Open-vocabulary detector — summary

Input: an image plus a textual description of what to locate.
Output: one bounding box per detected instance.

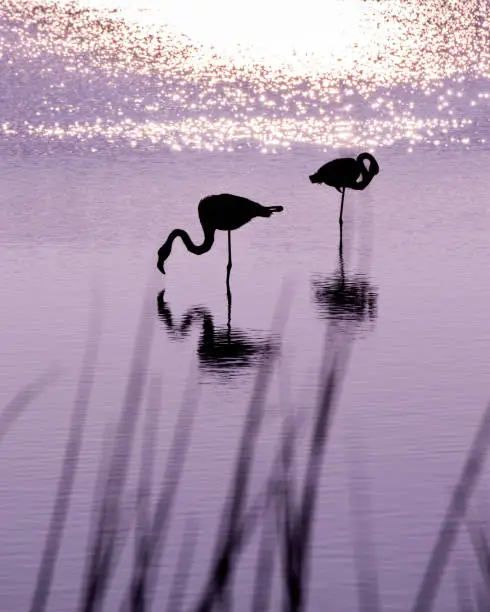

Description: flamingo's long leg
[226,230,233,279]
[339,187,346,226]
[226,231,232,329]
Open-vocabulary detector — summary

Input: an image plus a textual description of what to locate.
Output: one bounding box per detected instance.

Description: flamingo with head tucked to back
[156,193,283,294]
[309,152,380,226]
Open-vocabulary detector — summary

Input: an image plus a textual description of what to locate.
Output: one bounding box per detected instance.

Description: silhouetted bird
[156,195,283,285]
[309,153,379,225]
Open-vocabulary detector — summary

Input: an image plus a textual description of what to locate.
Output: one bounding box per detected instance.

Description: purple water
[1,1,490,610]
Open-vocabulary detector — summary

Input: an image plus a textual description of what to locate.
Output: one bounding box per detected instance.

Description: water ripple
[1,0,490,153]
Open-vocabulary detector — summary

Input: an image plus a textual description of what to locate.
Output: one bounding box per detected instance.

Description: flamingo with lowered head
[156,194,283,289]
[309,152,380,225]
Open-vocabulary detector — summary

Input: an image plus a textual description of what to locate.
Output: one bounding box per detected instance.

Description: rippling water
[2,1,490,611]
[2,0,490,152]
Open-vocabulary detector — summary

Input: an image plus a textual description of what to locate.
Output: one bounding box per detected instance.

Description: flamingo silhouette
[309,152,379,225]
[156,194,283,296]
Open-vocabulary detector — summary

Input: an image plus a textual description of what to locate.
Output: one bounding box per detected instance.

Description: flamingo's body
[156,193,283,276]
[309,152,379,225]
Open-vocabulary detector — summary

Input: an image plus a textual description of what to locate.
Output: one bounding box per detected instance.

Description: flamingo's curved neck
[200,313,215,343]
[157,295,214,340]
[165,225,215,256]
[352,153,378,190]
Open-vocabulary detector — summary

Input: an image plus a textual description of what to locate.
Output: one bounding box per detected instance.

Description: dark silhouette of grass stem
[166,517,199,612]
[126,363,200,610]
[79,290,156,612]
[194,284,292,612]
[124,375,162,612]
[455,565,474,612]
[252,482,278,611]
[412,404,490,612]
[30,293,102,612]
[347,436,382,612]
[280,323,352,612]
[0,365,60,443]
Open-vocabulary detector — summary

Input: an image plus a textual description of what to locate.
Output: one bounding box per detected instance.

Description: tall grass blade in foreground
[0,365,60,443]
[124,375,161,612]
[79,290,155,612]
[251,481,279,612]
[249,414,303,611]
[347,436,382,612]
[462,518,490,608]
[194,283,292,612]
[280,323,352,612]
[30,292,102,612]
[412,404,490,612]
[166,517,199,612]
[126,363,200,610]
[455,564,474,612]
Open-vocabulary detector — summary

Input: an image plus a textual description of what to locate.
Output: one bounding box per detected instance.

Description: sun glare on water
[1,0,489,152]
[36,0,410,77]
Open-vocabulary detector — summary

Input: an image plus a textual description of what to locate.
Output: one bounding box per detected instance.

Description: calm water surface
[1,0,490,610]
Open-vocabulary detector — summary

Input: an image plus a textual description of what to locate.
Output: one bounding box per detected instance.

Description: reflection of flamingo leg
[226,230,232,331]
[338,234,345,287]
[227,295,232,334]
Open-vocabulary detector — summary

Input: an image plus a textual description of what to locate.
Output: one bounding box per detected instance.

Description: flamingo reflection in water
[156,291,277,378]
[311,234,378,326]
